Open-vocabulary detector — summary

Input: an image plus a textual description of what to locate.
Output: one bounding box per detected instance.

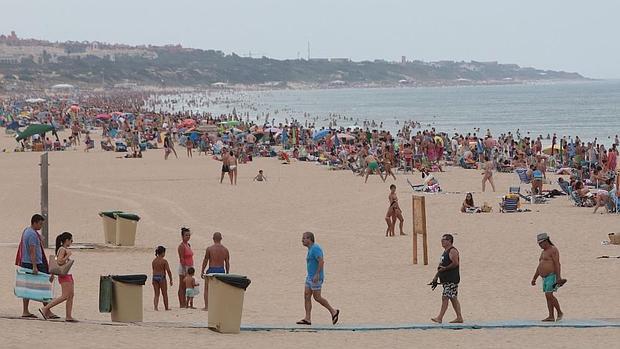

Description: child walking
[183,267,200,309]
[152,246,173,311]
[39,232,77,322]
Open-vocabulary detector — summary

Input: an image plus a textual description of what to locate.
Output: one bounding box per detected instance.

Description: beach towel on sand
[14,267,53,302]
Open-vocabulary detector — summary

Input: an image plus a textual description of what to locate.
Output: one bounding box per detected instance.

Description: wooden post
[40,152,49,248]
[412,195,428,265]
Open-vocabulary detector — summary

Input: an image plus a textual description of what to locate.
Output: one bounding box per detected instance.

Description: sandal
[296,319,311,325]
[332,309,340,325]
[38,309,48,320]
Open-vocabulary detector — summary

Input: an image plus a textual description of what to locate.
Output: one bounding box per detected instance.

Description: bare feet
[541,317,555,322]
[431,317,442,324]
[202,307,208,311]
[556,312,563,321]
[449,318,464,323]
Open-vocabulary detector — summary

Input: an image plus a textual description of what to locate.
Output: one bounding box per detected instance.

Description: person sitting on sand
[253,169,267,182]
[461,193,478,213]
[531,233,566,322]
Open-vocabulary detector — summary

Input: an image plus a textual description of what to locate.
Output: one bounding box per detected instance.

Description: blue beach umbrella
[313,129,330,141]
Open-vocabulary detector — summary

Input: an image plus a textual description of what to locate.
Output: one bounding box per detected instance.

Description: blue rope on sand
[239,319,620,332]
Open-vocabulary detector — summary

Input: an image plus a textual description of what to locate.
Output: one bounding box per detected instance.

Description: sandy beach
[1,130,619,348]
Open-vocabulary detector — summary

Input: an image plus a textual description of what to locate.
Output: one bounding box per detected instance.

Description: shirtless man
[364,154,385,183]
[219,148,230,184]
[385,184,405,237]
[481,155,496,192]
[531,233,566,322]
[201,232,230,310]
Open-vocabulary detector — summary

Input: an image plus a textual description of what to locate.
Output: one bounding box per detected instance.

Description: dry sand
[1,131,619,348]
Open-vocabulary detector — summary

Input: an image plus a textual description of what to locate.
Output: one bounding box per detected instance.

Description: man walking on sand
[531,233,567,322]
[201,232,230,310]
[430,233,463,324]
[296,232,339,326]
[15,214,58,319]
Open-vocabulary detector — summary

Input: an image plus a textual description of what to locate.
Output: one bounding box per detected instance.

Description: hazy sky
[3,0,620,78]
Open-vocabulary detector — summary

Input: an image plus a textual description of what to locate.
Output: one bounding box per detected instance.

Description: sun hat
[537,232,549,243]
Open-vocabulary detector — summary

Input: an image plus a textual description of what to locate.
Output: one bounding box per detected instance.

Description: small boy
[183,267,200,309]
[253,169,268,182]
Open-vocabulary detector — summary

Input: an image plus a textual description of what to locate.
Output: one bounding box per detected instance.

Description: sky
[2,0,620,78]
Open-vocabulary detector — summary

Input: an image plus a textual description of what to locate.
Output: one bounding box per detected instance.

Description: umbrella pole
[40,152,49,248]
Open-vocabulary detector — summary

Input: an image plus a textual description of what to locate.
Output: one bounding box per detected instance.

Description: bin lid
[111,274,147,285]
[212,274,251,290]
[114,213,141,221]
[99,211,123,219]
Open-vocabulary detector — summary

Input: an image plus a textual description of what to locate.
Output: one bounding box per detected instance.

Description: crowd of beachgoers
[1,91,619,214]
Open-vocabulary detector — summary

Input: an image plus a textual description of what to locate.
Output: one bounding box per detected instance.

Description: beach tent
[16,124,55,141]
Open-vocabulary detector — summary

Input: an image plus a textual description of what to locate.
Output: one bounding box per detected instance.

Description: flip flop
[38,309,48,320]
[48,314,61,320]
[65,319,79,323]
[553,279,568,288]
[332,309,340,325]
[21,313,37,319]
[295,319,311,325]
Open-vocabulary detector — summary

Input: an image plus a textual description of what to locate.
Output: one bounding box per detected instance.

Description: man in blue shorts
[296,231,339,326]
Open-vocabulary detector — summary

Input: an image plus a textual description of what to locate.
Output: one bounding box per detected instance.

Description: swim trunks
[368,161,379,171]
[442,282,459,298]
[542,273,557,293]
[305,277,324,291]
[206,266,226,274]
[185,287,200,298]
[222,164,230,173]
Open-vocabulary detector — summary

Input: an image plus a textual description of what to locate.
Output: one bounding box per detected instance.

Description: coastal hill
[0,32,586,89]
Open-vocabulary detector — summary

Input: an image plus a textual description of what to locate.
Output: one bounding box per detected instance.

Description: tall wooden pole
[40,152,49,248]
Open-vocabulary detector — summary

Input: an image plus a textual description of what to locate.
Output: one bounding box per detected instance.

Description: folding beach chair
[499,196,519,213]
[515,168,530,184]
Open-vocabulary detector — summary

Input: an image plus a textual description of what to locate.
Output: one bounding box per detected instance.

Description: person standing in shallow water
[531,233,566,322]
[431,234,463,324]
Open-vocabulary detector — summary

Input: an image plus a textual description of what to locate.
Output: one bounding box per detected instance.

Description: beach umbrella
[337,133,355,141]
[16,124,55,141]
[218,120,240,126]
[96,114,111,120]
[6,121,20,131]
[313,129,330,141]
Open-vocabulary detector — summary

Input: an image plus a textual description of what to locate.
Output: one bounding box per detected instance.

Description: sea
[152,80,620,144]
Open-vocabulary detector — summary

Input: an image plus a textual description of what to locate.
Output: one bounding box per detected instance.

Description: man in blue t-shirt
[17,214,56,319]
[296,232,339,326]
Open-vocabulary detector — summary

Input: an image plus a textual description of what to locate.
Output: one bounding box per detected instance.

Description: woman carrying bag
[39,232,77,322]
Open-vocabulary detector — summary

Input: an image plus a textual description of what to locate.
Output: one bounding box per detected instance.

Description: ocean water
[158,80,620,143]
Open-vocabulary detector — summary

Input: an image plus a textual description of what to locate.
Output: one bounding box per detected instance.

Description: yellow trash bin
[207,274,251,333]
[114,213,140,246]
[99,211,122,244]
[110,275,147,322]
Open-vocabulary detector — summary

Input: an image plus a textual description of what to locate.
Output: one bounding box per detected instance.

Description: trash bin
[114,213,140,246]
[110,274,147,322]
[99,211,123,244]
[99,275,113,313]
[207,274,251,333]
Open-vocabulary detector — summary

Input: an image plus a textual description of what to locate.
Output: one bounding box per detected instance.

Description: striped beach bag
[14,267,54,302]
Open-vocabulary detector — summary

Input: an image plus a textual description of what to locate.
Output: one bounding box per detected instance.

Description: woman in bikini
[481,155,496,192]
[227,150,238,185]
[382,145,397,181]
[39,232,77,322]
[177,228,194,308]
[385,184,405,237]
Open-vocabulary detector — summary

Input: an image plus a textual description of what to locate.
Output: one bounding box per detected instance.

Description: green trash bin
[99,211,123,244]
[114,213,140,246]
[99,275,113,313]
